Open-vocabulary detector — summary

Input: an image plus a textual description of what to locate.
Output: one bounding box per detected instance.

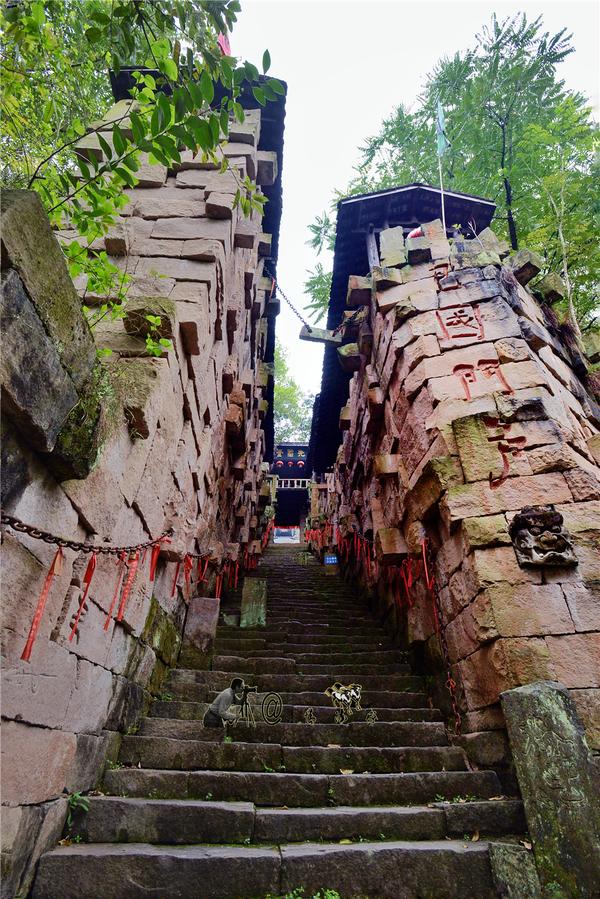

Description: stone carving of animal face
[509,505,577,568]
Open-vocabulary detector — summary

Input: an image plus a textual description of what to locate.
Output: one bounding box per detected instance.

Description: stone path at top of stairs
[32,544,525,899]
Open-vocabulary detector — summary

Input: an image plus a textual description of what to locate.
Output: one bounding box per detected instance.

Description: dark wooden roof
[310,183,496,474]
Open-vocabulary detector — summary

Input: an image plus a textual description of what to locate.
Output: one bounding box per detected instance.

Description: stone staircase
[32,544,525,898]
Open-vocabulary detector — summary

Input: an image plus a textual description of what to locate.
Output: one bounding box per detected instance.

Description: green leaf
[85,25,102,43]
[252,87,266,107]
[267,78,285,96]
[262,49,271,73]
[162,57,179,81]
[97,133,113,159]
[112,124,126,156]
[130,112,146,145]
[209,114,220,144]
[189,118,212,151]
[200,70,215,104]
[114,166,136,187]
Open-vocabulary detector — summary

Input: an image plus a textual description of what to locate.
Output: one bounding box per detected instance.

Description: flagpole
[438,153,447,235]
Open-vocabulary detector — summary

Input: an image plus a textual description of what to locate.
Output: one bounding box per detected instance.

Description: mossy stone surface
[1,190,95,389]
[502,681,600,897]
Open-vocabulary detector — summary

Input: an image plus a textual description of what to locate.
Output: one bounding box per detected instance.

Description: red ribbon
[21,547,64,662]
[183,554,193,600]
[149,537,169,582]
[104,552,126,631]
[116,550,140,621]
[68,552,97,641]
[170,560,181,598]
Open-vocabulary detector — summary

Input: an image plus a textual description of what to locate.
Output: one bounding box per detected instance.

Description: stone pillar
[241,578,267,627]
[501,681,600,897]
[179,597,220,669]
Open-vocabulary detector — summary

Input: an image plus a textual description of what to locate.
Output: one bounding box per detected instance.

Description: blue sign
[324,555,338,565]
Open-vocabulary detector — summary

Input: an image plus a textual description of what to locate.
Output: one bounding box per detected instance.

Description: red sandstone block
[442,472,572,523]
[484,582,574,638]
[545,633,600,688]
[571,688,600,749]
[1,721,77,805]
[564,468,600,501]
[562,584,600,632]
[458,637,556,710]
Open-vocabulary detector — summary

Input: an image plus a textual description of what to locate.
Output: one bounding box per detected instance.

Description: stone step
[216,625,388,639]
[214,642,401,657]
[163,687,432,708]
[31,840,497,899]
[104,768,503,807]
[150,701,441,723]
[118,736,466,774]
[167,670,424,694]
[139,718,448,747]
[255,801,525,843]
[210,655,410,675]
[215,629,389,646]
[71,796,525,845]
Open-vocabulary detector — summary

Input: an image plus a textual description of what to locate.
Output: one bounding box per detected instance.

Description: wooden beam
[299,325,342,346]
[366,226,380,270]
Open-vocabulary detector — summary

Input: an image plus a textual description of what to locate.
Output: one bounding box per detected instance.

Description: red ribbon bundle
[68,552,97,641]
[21,547,64,662]
[116,550,140,621]
[104,552,127,631]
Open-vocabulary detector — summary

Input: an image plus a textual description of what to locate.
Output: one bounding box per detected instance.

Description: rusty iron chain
[1,512,172,557]
[263,267,313,333]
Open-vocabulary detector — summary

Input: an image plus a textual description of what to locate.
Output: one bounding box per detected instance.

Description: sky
[233,0,599,396]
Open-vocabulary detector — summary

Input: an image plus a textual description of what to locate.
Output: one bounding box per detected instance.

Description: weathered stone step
[167,670,424,694]
[150,700,441,723]
[255,800,525,843]
[216,629,389,646]
[118,737,466,774]
[104,768,503,807]
[216,624,388,638]
[73,796,524,845]
[31,840,497,899]
[278,840,496,898]
[164,687,431,708]
[210,655,410,675]
[214,642,401,658]
[139,718,448,747]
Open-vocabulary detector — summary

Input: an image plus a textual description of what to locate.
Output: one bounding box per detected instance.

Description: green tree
[306,14,599,331]
[274,342,314,443]
[1,0,283,350]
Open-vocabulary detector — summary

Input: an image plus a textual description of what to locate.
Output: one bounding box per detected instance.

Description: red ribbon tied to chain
[68,552,97,641]
[21,547,65,662]
[104,552,127,631]
[116,550,140,621]
[183,554,193,600]
[149,536,170,582]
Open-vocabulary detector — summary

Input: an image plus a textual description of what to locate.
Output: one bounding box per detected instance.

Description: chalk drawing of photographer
[203,677,245,728]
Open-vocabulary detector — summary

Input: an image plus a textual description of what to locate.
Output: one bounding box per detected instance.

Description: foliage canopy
[305,14,599,333]
[1,0,282,353]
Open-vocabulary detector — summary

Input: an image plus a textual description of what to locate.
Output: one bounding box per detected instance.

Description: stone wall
[1,103,279,897]
[309,221,600,756]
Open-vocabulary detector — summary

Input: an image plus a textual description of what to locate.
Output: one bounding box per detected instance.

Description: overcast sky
[233,0,599,396]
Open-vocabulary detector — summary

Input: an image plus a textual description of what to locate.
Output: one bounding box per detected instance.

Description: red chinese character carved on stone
[482,415,527,489]
[436,305,485,342]
[453,359,514,401]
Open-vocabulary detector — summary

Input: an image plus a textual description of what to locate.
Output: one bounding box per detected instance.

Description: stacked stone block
[1,104,278,896]
[318,219,600,751]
